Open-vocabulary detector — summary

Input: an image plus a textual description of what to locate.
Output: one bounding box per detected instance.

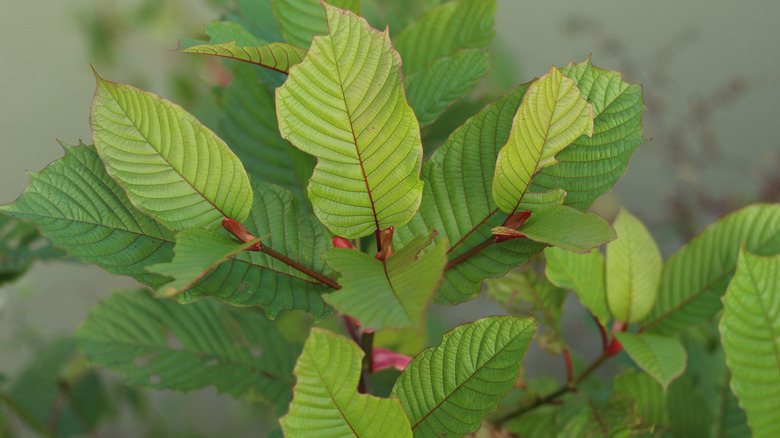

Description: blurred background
[1,0,778,436]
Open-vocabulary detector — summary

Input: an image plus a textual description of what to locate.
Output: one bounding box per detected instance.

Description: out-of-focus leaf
[272,0,360,49]
[544,246,610,326]
[0,214,65,286]
[614,332,687,392]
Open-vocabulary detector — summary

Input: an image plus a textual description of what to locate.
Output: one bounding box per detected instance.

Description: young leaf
[532,58,648,211]
[218,63,315,207]
[643,204,780,334]
[272,0,360,49]
[394,82,545,304]
[74,289,300,415]
[146,229,263,297]
[607,209,661,323]
[175,181,332,319]
[393,316,537,437]
[323,233,447,330]
[486,268,567,355]
[614,332,687,392]
[280,328,412,437]
[492,66,594,214]
[276,4,424,239]
[0,142,174,287]
[181,40,305,74]
[544,246,610,326]
[514,205,615,252]
[719,248,780,438]
[393,0,496,75]
[405,48,491,127]
[90,73,252,231]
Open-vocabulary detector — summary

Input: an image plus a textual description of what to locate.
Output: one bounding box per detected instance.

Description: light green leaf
[394,0,496,75]
[280,328,412,437]
[272,0,360,49]
[276,4,424,238]
[486,268,567,355]
[0,213,65,287]
[492,66,594,214]
[74,289,300,415]
[607,209,661,323]
[514,205,615,252]
[395,83,545,304]
[544,246,610,326]
[90,73,252,231]
[147,229,263,297]
[176,181,331,319]
[719,249,780,438]
[643,204,780,334]
[323,233,447,330]
[615,332,686,392]
[406,48,491,127]
[393,316,536,437]
[218,63,314,208]
[0,142,174,287]
[181,40,305,74]
[532,58,648,211]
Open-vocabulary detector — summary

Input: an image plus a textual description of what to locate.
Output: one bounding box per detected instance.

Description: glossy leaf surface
[516,205,614,252]
[277,4,424,238]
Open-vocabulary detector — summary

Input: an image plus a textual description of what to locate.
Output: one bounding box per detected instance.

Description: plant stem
[444,237,494,271]
[257,243,341,290]
[359,331,375,394]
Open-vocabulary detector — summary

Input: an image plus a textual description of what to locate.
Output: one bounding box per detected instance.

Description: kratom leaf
[531,58,648,211]
[272,0,360,49]
[719,249,780,438]
[280,328,412,437]
[74,289,300,415]
[90,73,252,231]
[614,332,687,392]
[405,48,491,127]
[666,376,715,438]
[0,142,174,287]
[607,209,661,323]
[276,4,424,239]
[323,233,447,330]
[218,63,314,207]
[394,83,545,304]
[514,205,615,252]
[611,369,667,427]
[179,20,264,49]
[229,0,284,43]
[393,316,536,437]
[182,41,305,74]
[147,229,263,296]
[643,204,780,334]
[544,246,610,326]
[393,0,496,75]
[492,66,594,214]
[556,393,638,437]
[486,268,567,355]
[0,213,65,286]
[176,181,332,319]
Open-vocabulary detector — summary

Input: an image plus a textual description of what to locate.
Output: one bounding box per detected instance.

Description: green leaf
[615,332,687,391]
[0,213,65,286]
[176,181,332,319]
[515,205,615,252]
[544,246,610,326]
[557,393,638,437]
[91,73,253,231]
[531,58,648,211]
[644,204,780,334]
[393,316,536,437]
[182,41,305,74]
[666,375,715,438]
[179,20,265,49]
[323,233,447,330]
[492,66,594,214]
[486,268,567,355]
[611,369,667,427]
[0,142,174,287]
[272,0,360,49]
[719,248,780,438]
[405,48,491,127]
[146,229,263,297]
[393,0,496,75]
[607,209,661,323]
[276,4,424,239]
[218,63,314,207]
[74,289,300,415]
[280,328,412,437]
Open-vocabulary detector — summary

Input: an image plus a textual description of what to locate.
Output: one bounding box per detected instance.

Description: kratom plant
[2,0,779,436]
